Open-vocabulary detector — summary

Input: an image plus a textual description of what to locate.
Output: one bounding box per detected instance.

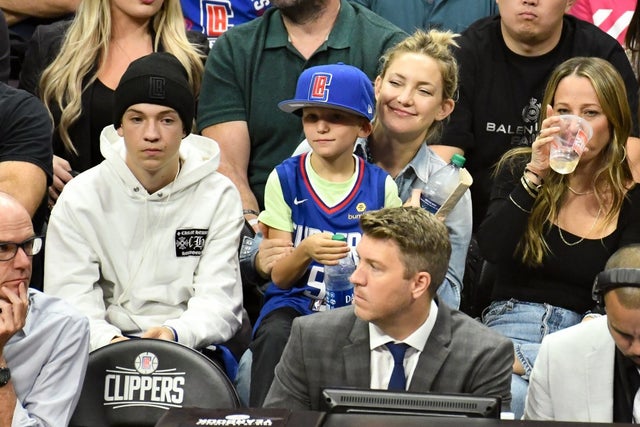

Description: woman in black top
[478,56,640,417]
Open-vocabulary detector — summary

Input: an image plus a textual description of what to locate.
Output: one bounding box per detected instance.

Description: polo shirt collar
[328,0,355,49]
[265,8,289,49]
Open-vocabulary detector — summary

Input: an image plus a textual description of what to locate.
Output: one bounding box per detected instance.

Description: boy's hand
[110,336,129,344]
[301,232,350,265]
[142,326,176,342]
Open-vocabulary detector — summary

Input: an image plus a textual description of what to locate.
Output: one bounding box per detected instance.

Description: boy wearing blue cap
[249,63,402,406]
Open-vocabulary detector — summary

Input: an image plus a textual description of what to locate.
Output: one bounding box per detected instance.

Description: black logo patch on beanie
[149,77,166,100]
[114,53,195,132]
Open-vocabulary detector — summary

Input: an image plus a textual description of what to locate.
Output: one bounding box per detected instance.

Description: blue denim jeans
[481,299,582,418]
[437,279,461,310]
[235,349,252,407]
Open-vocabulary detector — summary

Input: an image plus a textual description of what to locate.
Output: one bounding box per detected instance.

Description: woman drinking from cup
[547,114,593,174]
[477,56,640,418]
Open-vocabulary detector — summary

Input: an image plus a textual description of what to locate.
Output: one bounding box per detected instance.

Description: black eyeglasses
[0,236,43,261]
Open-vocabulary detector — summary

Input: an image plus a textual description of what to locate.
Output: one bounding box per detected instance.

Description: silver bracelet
[509,194,532,213]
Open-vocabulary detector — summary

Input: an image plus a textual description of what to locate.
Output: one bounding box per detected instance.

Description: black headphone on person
[592,268,640,307]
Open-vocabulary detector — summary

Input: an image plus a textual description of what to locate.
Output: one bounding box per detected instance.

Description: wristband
[520,176,539,198]
[524,167,543,183]
[163,325,178,342]
[522,173,542,192]
[243,209,260,217]
[525,163,545,179]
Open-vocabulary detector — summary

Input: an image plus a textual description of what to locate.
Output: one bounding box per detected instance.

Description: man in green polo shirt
[197,0,406,225]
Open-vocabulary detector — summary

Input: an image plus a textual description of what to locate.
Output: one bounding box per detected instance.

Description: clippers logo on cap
[309,73,332,102]
[149,76,166,100]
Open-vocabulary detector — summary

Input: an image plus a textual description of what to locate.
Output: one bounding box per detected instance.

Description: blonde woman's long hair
[39,0,205,155]
[497,57,634,266]
[375,29,459,143]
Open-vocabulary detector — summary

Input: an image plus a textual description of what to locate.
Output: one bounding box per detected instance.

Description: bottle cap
[331,234,347,242]
[451,153,466,167]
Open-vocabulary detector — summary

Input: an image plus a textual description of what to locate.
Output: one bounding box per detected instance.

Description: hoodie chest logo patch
[175,229,208,257]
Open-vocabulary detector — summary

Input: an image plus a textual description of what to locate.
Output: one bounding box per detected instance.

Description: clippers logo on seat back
[136,352,158,375]
[103,352,186,409]
[309,73,332,102]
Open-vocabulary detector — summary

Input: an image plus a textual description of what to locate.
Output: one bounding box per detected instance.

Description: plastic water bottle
[324,234,355,310]
[418,153,466,214]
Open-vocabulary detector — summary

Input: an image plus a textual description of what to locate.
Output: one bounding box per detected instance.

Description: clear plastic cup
[549,115,593,174]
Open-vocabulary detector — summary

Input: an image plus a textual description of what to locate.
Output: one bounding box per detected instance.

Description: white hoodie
[45,126,244,351]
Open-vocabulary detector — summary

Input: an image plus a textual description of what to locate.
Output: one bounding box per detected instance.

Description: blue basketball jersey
[180,0,271,47]
[254,153,389,332]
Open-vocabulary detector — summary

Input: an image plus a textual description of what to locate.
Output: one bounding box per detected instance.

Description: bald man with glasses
[0,192,89,427]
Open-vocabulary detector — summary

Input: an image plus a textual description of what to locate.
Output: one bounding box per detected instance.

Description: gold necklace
[112,39,134,62]
[111,38,153,63]
[557,205,602,246]
[567,185,593,196]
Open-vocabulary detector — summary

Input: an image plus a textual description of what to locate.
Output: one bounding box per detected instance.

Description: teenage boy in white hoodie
[44,52,245,355]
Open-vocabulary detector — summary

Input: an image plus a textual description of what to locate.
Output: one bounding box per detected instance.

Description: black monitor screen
[321,388,501,419]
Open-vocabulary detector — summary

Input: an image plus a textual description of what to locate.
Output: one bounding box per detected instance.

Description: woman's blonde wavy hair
[375,29,459,143]
[39,0,205,155]
[497,57,634,266]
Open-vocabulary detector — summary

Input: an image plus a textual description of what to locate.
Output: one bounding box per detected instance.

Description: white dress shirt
[369,300,438,390]
[633,367,640,423]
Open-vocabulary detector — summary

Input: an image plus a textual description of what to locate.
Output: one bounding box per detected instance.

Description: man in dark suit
[263,207,513,410]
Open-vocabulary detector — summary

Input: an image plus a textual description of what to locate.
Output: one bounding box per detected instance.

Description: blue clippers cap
[278,62,375,121]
